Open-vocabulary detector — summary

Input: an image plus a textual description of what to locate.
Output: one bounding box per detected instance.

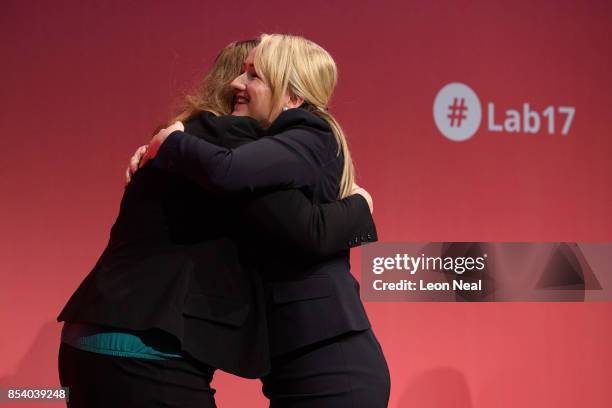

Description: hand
[124,145,148,185]
[139,121,185,168]
[351,182,373,214]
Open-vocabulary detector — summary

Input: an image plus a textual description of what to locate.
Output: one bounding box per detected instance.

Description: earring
[283,106,289,111]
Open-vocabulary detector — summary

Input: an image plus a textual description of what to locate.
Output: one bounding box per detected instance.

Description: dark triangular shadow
[535,243,602,290]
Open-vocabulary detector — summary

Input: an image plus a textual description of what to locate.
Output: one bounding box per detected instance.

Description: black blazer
[152,108,376,356]
[57,111,376,377]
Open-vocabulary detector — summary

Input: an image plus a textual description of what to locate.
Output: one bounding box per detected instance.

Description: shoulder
[266,108,331,136]
[184,111,265,144]
[188,111,262,133]
[264,108,338,163]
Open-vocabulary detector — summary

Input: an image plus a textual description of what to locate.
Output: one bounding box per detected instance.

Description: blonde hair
[254,34,355,199]
[156,39,259,133]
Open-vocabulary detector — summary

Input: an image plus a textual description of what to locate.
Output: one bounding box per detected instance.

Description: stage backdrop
[1,1,611,407]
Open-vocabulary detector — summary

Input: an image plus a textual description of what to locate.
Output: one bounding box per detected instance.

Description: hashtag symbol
[447,97,468,127]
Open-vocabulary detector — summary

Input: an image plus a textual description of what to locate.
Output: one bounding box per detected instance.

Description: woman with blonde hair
[58,38,378,407]
[144,33,390,407]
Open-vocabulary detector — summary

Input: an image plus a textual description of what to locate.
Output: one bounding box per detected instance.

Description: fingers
[163,121,184,134]
[139,141,156,169]
[125,145,148,185]
[171,121,185,132]
[132,145,148,171]
[140,124,174,167]
[130,145,145,173]
[139,150,151,169]
[351,184,373,214]
[129,123,177,179]
[140,140,157,169]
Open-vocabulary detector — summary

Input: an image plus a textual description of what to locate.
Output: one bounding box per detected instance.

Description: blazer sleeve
[151,126,334,194]
[241,190,378,260]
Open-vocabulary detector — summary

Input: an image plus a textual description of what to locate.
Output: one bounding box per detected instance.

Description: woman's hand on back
[138,121,185,170]
[351,183,373,214]
[124,121,184,185]
[125,144,148,185]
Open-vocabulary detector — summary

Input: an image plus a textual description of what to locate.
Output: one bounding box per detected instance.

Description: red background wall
[1,1,611,407]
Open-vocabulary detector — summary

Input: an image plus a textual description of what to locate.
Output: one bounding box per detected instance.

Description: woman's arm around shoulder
[149,109,337,194]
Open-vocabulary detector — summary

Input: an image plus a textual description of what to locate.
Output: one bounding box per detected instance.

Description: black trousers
[262,329,391,408]
[58,342,217,408]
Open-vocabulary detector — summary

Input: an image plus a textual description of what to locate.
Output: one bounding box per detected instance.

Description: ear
[285,94,304,109]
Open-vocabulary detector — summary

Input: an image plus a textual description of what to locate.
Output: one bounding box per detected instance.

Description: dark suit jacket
[57,111,376,377]
[153,108,376,356]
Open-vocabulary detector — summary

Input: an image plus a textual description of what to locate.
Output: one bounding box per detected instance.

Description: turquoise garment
[61,322,182,360]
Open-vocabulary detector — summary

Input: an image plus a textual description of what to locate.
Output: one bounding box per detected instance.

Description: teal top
[61,322,182,360]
